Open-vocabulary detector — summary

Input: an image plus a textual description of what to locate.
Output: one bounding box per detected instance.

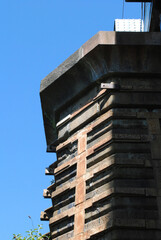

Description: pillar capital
[40,31,161,148]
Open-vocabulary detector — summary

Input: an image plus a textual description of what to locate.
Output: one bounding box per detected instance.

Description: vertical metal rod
[141,2,143,20]
[122,0,125,19]
[141,2,143,31]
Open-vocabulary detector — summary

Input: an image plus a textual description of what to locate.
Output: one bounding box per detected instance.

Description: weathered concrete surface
[40,31,161,147]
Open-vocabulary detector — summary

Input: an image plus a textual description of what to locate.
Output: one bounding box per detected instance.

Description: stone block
[77,156,86,178]
[148,119,161,135]
[151,135,161,159]
[78,135,87,155]
[74,211,84,235]
[40,211,49,221]
[70,102,99,134]
[43,189,51,198]
[75,180,85,205]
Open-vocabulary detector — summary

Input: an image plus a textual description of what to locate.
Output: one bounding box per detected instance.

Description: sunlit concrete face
[40,32,161,239]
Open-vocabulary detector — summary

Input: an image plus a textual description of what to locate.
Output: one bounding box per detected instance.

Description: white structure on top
[114,19,144,32]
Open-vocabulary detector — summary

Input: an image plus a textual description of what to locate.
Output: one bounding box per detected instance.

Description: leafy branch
[13,225,50,240]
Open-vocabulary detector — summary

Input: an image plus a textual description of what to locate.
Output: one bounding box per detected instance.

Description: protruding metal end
[101,82,120,90]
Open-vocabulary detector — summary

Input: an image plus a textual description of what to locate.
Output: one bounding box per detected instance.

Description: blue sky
[1,0,141,239]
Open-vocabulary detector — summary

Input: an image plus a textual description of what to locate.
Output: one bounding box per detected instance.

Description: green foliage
[13,225,50,240]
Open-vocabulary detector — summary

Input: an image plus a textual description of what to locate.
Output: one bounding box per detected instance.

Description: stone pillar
[40,32,161,239]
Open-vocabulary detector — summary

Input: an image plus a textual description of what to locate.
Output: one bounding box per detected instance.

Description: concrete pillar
[40,32,161,239]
